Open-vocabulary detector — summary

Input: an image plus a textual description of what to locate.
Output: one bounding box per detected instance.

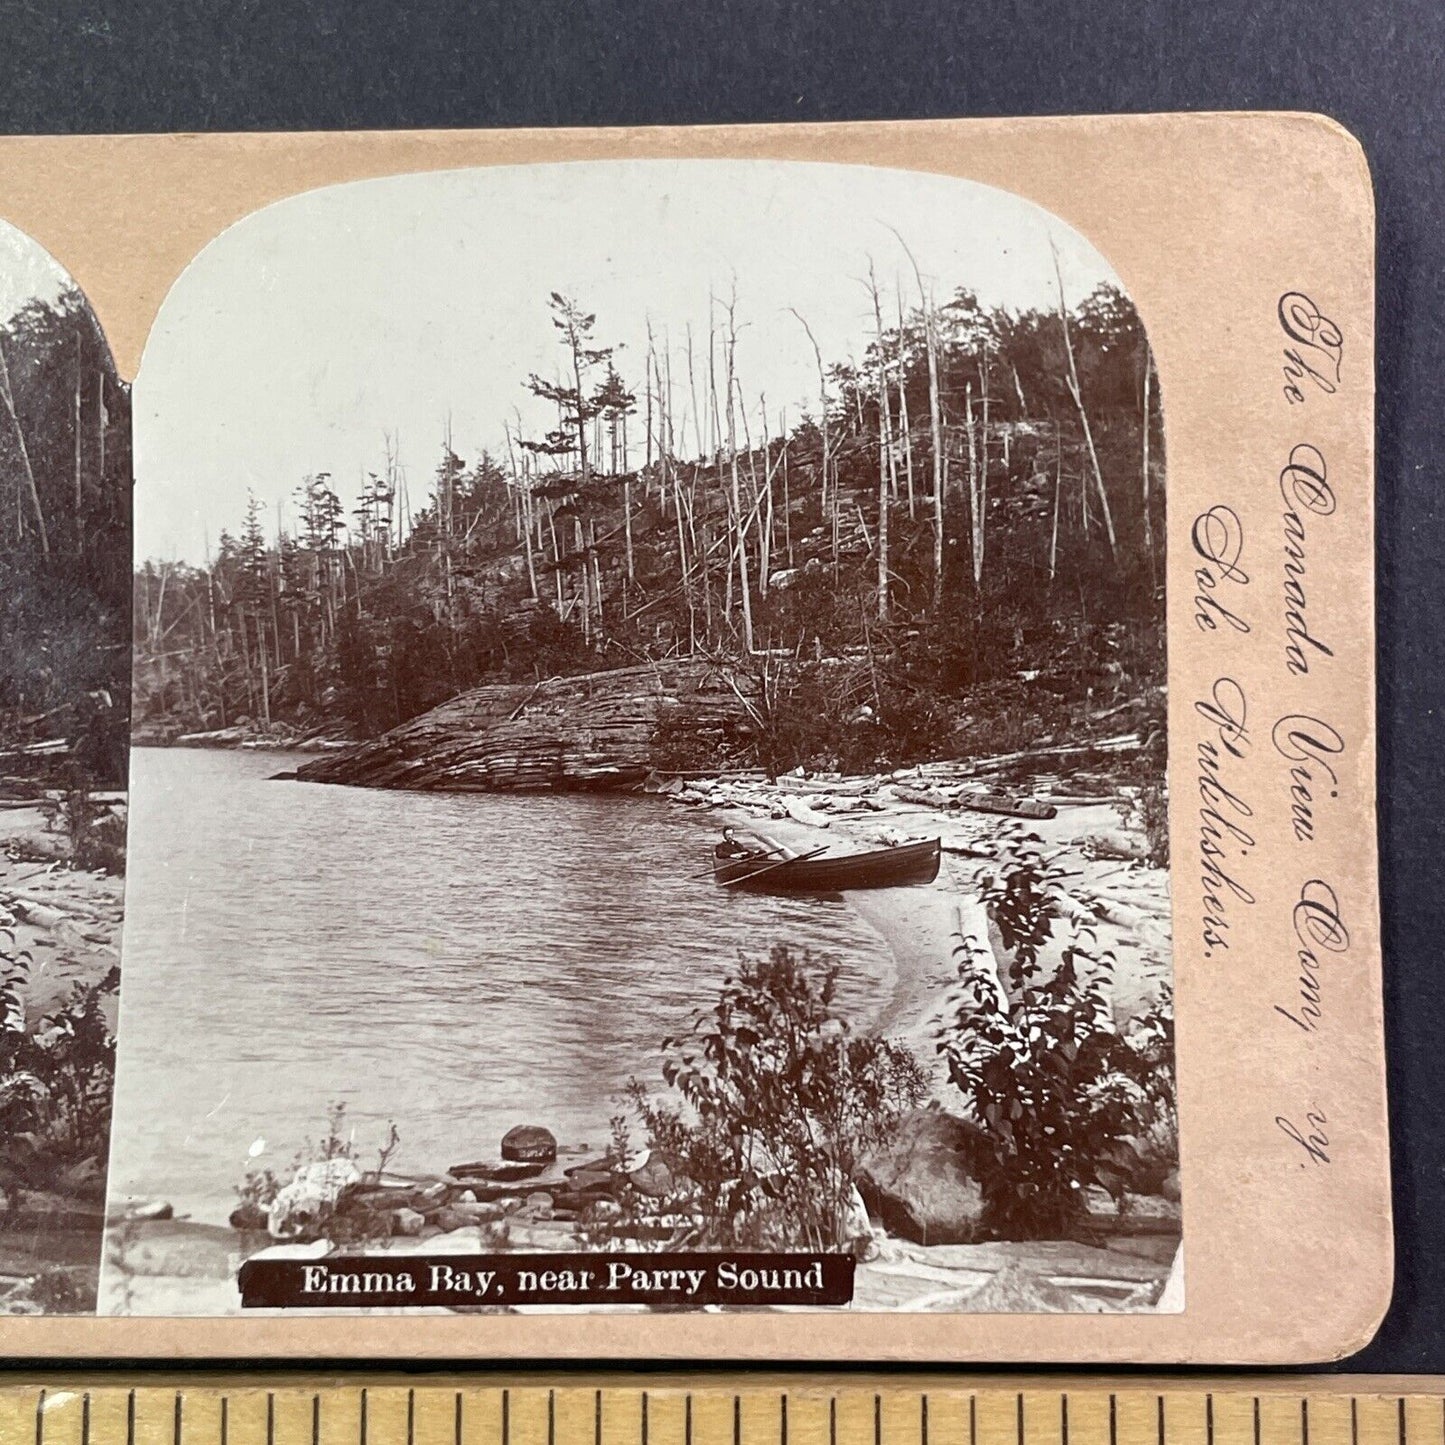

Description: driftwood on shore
[297,659,756,791]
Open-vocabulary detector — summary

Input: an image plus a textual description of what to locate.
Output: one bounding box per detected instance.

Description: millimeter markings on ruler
[4,1378,1444,1445]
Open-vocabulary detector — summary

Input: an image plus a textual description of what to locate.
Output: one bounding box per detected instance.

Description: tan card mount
[0,114,1384,1361]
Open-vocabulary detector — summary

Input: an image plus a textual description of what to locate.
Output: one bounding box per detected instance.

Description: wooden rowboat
[713,837,941,892]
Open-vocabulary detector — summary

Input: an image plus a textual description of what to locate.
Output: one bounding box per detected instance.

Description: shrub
[1115,782,1169,867]
[614,944,927,1251]
[40,769,126,874]
[22,1266,92,1314]
[0,906,118,1197]
[935,854,1177,1237]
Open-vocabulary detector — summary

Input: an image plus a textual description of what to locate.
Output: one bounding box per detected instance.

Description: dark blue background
[1,0,1440,1371]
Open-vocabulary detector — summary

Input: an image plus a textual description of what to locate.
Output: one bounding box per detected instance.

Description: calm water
[109,747,898,1224]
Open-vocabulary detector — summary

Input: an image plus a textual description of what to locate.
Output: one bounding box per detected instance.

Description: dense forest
[1,288,132,788]
[134,265,1164,774]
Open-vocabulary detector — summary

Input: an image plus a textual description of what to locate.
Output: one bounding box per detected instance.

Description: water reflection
[110,748,897,1222]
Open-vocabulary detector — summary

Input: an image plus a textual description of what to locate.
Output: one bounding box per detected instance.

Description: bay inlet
[108,747,898,1225]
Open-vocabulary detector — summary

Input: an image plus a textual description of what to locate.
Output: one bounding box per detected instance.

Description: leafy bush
[0,905,118,1198]
[613,944,927,1251]
[40,769,126,874]
[1115,781,1169,867]
[936,853,1176,1237]
[21,1266,92,1314]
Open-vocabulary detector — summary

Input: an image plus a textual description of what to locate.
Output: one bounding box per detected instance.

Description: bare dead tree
[787,307,836,572]
[722,287,754,652]
[892,230,944,603]
[1052,238,1117,559]
[73,330,84,552]
[866,261,892,622]
[0,333,47,555]
[1142,342,1156,588]
[895,285,916,520]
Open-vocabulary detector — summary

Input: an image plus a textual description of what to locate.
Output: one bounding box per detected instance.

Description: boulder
[425,1206,467,1233]
[626,1151,675,1199]
[391,1206,426,1236]
[856,1108,990,1245]
[518,1191,554,1220]
[127,1199,174,1222]
[267,1159,361,1239]
[966,1260,1076,1312]
[429,1204,499,1233]
[445,1199,506,1224]
[229,1201,268,1232]
[345,1185,421,1212]
[501,1125,557,1164]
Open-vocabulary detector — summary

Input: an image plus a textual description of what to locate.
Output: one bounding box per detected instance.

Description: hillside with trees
[2,287,132,789]
[133,268,1164,777]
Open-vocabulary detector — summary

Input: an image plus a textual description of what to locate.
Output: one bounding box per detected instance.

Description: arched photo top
[115,156,1177,1321]
[133,159,1159,570]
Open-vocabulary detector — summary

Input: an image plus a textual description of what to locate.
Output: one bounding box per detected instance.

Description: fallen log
[0,739,69,761]
[1,888,115,923]
[891,783,954,810]
[781,795,833,828]
[955,791,1058,821]
[7,897,89,945]
[913,733,1143,780]
[1082,829,1150,861]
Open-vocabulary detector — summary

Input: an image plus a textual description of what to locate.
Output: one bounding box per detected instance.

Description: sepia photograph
[0,219,130,1315]
[104,158,1177,1316]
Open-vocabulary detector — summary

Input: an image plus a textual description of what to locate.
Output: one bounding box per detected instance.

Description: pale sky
[0,218,70,326]
[134,159,1125,564]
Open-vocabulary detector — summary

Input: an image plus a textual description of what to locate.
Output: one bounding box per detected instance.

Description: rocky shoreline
[106,1115,1180,1317]
[0,798,124,1315]
[293,659,754,792]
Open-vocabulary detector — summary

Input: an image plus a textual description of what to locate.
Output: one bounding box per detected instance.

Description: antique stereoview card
[0,116,1386,1361]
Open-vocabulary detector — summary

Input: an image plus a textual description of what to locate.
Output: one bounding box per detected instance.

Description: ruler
[1,1379,1442,1445]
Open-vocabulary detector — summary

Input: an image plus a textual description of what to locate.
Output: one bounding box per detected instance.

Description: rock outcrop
[856,1107,990,1246]
[296,659,755,792]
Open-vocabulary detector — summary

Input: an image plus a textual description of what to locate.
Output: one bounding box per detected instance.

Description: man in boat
[716,827,758,861]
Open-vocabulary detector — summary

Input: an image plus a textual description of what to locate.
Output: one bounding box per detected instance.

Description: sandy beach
[701,786,1172,1058]
[0,803,123,1021]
